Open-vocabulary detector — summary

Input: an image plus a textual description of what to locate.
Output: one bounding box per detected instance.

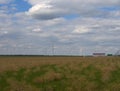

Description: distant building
[93,53,106,57]
[107,54,113,56]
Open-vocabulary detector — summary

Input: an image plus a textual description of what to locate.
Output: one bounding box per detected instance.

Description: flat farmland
[0,56,120,91]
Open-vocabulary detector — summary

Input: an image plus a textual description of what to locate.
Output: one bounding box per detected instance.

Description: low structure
[93,53,106,57]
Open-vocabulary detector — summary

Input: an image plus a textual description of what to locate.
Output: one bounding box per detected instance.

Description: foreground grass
[0,56,120,91]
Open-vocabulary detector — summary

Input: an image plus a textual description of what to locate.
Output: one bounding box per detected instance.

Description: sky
[0,0,120,55]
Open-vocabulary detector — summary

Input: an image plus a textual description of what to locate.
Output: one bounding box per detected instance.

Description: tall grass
[0,56,120,91]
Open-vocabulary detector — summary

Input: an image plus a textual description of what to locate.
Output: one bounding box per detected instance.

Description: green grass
[0,75,9,91]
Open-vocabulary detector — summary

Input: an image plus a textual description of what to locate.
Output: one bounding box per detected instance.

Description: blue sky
[14,0,31,12]
[0,0,120,55]
[100,6,120,11]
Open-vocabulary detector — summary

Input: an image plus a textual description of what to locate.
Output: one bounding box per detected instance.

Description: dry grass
[33,71,62,84]
[0,56,120,91]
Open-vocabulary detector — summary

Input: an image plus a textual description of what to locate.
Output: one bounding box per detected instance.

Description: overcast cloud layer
[0,0,120,55]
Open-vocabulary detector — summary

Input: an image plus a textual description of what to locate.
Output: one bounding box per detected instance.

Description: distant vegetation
[0,56,120,91]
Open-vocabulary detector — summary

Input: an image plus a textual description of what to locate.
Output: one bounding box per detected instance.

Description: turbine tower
[52,43,54,56]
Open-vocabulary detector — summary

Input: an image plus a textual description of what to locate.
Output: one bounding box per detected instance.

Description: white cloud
[25,0,120,6]
[73,26,90,34]
[110,11,120,17]
[0,0,13,4]
[26,0,120,20]
[32,28,42,32]
[26,2,68,20]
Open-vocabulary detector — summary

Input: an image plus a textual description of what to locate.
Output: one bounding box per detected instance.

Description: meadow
[0,56,120,91]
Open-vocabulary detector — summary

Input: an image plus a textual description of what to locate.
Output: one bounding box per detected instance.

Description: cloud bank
[26,0,120,20]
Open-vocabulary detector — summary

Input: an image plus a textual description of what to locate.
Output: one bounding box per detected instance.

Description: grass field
[0,56,120,91]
